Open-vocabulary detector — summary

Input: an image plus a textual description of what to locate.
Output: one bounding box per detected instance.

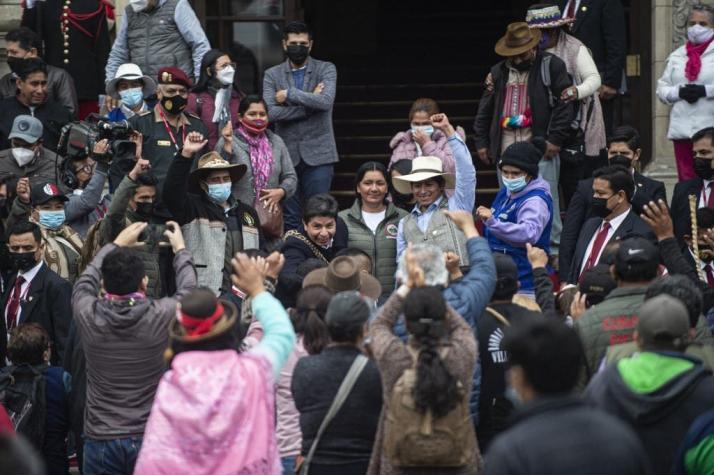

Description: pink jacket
[388,126,466,174]
[134,350,280,475]
[276,336,308,457]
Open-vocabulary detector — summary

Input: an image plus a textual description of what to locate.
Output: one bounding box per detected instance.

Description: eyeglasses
[74,164,94,174]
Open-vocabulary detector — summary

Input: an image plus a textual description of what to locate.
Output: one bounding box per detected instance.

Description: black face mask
[160,95,187,114]
[0,197,6,211]
[135,201,154,220]
[512,59,532,72]
[591,196,613,219]
[694,158,714,180]
[286,44,309,65]
[609,154,632,169]
[6,56,26,75]
[10,251,37,273]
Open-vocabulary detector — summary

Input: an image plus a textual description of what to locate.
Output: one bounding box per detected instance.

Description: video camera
[58,114,136,161]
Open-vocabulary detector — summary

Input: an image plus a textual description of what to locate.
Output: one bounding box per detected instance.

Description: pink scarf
[237,124,273,205]
[134,350,280,475]
[686,37,714,81]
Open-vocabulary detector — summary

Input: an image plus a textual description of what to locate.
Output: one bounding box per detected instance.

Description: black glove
[679,84,707,104]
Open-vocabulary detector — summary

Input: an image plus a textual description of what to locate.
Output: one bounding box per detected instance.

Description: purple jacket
[387,126,466,174]
[485,176,552,245]
[187,90,243,150]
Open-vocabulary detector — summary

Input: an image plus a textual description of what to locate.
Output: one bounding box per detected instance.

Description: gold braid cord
[689,194,707,282]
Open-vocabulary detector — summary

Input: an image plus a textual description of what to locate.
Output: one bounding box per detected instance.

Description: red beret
[157,67,192,88]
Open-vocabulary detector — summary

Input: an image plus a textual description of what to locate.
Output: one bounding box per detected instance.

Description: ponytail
[293,285,332,355]
[404,287,460,418]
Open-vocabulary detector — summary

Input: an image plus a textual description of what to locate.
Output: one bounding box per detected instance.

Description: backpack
[0,364,48,449]
[383,348,475,467]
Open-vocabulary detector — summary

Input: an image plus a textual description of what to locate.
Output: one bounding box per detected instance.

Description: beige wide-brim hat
[303,256,382,300]
[188,152,247,193]
[495,22,542,57]
[391,155,455,195]
[106,63,157,99]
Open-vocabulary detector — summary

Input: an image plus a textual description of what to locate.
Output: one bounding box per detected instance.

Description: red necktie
[566,0,577,19]
[581,222,611,278]
[707,183,714,209]
[705,264,714,287]
[5,276,25,332]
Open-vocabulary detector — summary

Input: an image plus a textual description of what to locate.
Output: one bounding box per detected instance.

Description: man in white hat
[393,113,476,266]
[104,63,156,121]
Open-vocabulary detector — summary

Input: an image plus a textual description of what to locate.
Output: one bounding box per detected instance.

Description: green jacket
[575,286,648,376]
[606,342,714,371]
[339,200,407,299]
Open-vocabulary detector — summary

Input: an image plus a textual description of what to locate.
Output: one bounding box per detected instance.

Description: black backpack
[0,364,48,449]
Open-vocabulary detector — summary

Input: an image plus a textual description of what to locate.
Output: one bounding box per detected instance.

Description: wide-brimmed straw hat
[525,4,576,29]
[105,63,156,99]
[188,152,247,193]
[303,256,382,300]
[495,22,542,57]
[391,156,455,195]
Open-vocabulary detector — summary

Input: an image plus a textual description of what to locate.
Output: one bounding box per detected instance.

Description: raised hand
[640,199,674,241]
[231,253,266,298]
[181,132,208,158]
[114,221,148,247]
[129,158,151,181]
[526,243,548,269]
[163,221,185,253]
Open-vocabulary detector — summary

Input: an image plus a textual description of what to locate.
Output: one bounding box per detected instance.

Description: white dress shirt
[580,207,631,275]
[700,179,713,208]
[4,261,43,329]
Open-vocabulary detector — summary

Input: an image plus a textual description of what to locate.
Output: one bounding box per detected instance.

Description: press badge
[157,140,172,146]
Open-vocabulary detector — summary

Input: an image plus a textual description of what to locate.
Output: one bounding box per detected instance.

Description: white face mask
[12,147,35,167]
[130,0,149,12]
[688,24,714,45]
[216,66,235,86]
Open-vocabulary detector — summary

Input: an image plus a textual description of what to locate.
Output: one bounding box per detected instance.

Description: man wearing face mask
[0,220,72,367]
[564,165,655,284]
[104,63,155,121]
[479,139,554,295]
[657,5,714,181]
[263,21,339,231]
[164,136,263,297]
[105,0,210,83]
[0,27,78,115]
[560,126,667,276]
[672,128,714,248]
[124,67,207,192]
[96,158,171,297]
[6,183,84,283]
[0,116,61,193]
[474,22,575,261]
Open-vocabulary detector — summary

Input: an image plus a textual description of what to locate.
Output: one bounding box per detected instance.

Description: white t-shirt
[362,209,386,234]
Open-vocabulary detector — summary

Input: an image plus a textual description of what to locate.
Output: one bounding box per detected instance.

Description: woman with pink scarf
[657,4,714,181]
[134,253,296,475]
[217,95,298,212]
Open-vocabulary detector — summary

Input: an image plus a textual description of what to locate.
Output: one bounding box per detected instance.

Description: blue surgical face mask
[39,209,66,230]
[119,87,144,109]
[411,125,434,136]
[503,176,528,193]
[207,183,232,204]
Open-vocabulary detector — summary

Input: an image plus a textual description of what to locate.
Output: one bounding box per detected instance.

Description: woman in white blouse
[525,3,607,203]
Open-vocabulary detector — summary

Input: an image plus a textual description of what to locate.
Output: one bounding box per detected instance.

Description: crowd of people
[1,0,714,474]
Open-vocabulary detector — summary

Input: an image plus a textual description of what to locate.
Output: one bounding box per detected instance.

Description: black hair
[593,165,635,201]
[297,258,328,282]
[492,277,519,301]
[16,57,47,81]
[303,193,338,223]
[607,125,641,151]
[6,27,41,55]
[284,21,312,40]
[192,49,242,95]
[7,323,49,365]
[502,319,583,394]
[698,207,714,229]
[645,275,702,328]
[692,127,714,145]
[390,159,413,175]
[354,161,389,200]
[334,247,373,269]
[292,285,332,354]
[404,287,460,418]
[101,247,146,295]
[238,94,268,115]
[8,220,41,244]
[134,173,158,188]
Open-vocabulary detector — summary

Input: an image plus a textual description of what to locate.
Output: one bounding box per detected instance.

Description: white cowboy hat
[106,63,157,99]
[391,156,455,195]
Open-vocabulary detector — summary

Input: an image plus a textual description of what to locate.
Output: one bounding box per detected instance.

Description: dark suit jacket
[0,263,72,366]
[560,172,667,273]
[672,177,705,248]
[559,0,627,89]
[565,209,657,284]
